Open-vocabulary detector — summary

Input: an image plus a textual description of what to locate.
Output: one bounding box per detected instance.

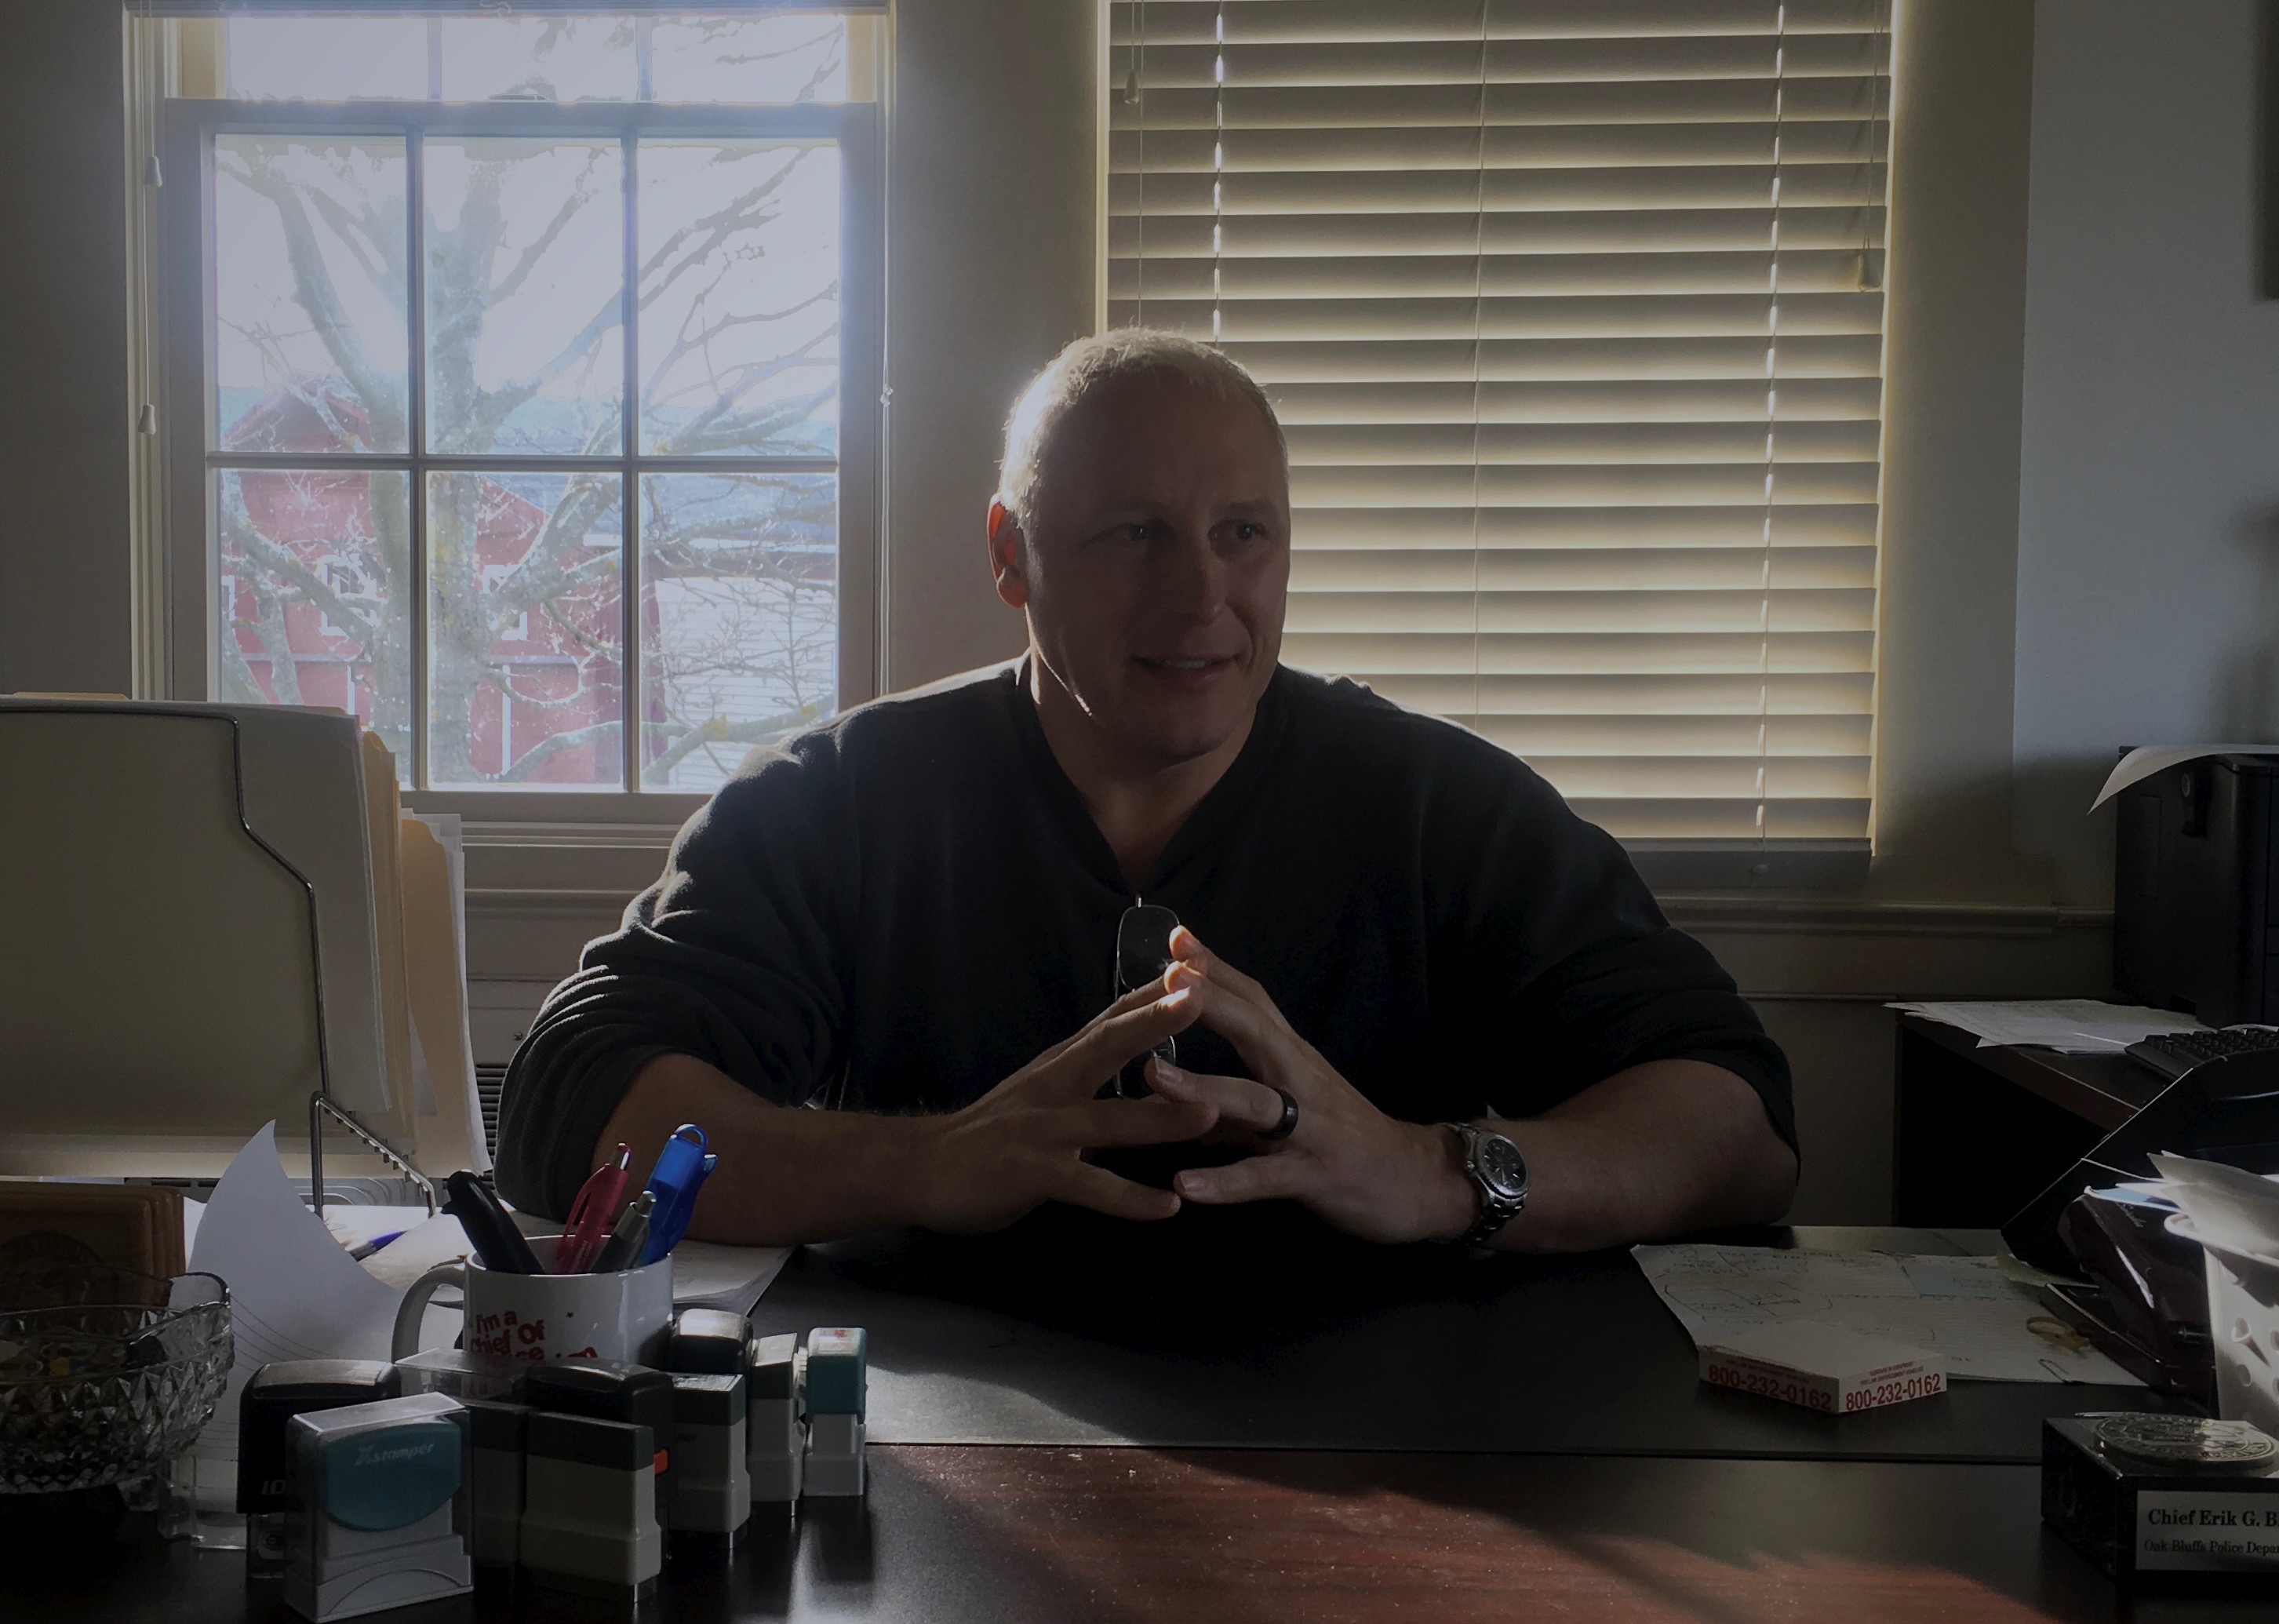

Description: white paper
[1633,1244,2141,1385]
[1888,998,2201,1052]
[2150,1153,2279,1261]
[184,1124,408,1505]
[2092,745,2279,810]
[317,1206,480,1292]
[671,1240,792,1312]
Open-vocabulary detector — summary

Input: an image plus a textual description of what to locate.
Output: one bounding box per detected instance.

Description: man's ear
[987,498,1030,610]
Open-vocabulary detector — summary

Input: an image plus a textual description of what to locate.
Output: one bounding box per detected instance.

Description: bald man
[497,330,1797,1256]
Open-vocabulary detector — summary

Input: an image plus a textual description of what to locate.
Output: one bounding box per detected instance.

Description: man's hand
[1141,930,1476,1244]
[599,980,1219,1248]
[910,980,1220,1233]
[1142,928,1800,1252]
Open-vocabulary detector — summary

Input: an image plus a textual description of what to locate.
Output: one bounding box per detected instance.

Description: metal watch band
[1443,1122,1527,1249]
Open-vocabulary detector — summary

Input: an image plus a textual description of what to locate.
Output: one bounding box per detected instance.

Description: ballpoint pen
[557,1142,633,1274]
[348,1229,405,1263]
[591,1189,655,1275]
[443,1170,544,1276]
[638,1123,718,1266]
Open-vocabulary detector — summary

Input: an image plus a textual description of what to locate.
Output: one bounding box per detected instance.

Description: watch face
[1475,1134,1527,1200]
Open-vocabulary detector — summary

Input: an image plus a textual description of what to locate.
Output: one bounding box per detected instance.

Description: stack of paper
[184,1126,402,1509]
[1888,1000,2201,1053]
[2150,1154,2279,1258]
[400,810,486,1176]
[1634,1244,2139,1385]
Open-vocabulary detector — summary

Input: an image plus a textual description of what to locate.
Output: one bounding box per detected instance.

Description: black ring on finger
[1261,1087,1299,1142]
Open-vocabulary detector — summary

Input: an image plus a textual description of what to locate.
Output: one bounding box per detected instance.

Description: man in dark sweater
[497,330,1797,1255]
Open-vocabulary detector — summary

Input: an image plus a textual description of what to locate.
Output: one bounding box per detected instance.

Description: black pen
[444,1171,544,1276]
[590,1189,655,1275]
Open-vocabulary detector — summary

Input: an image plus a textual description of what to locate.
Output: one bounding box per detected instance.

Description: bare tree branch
[641,704,822,784]
[220,146,405,447]
[496,719,621,784]
[219,493,381,656]
[249,582,304,706]
[489,151,606,307]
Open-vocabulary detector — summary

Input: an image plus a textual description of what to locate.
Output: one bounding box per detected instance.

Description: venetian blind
[1109,0,1891,857]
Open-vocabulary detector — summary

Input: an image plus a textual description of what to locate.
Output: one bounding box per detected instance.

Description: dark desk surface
[748,1221,2183,1466]
[14,1449,2269,1622]
[1898,1012,2168,1131]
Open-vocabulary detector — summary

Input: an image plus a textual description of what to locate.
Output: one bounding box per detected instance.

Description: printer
[2112,752,2277,1027]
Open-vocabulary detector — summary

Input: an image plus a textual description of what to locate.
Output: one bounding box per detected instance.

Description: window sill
[1625,839,1872,893]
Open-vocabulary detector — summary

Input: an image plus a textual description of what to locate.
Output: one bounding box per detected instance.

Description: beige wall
[0,2,133,697]
[2012,0,2279,908]
[882,0,1097,689]
[13,0,2222,1225]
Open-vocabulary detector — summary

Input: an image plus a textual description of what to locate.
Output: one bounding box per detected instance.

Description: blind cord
[1861,0,1889,291]
[1134,1,1146,323]
[1469,0,1487,731]
[1211,2,1225,343]
[1755,2,1787,878]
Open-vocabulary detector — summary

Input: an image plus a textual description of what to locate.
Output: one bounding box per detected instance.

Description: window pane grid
[205,111,842,793]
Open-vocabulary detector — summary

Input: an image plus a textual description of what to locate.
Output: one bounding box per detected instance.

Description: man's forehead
[1046,377,1287,501]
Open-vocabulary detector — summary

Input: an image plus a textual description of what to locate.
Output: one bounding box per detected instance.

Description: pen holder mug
[391,1236,672,1370]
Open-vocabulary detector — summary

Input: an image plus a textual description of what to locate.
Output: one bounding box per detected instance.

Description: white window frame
[158,92,884,824]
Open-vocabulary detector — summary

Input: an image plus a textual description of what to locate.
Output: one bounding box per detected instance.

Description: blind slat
[1286,588,1876,635]
[1278,630,1874,674]
[1283,420,1881,463]
[1112,209,1881,257]
[1373,670,1874,714]
[1112,0,1890,841]
[1291,504,1880,547]
[1219,335,1883,381]
[1120,37,1881,89]
[1112,0,1881,46]
[1268,377,1881,423]
[1112,119,1884,169]
[1113,249,1882,300]
[1291,545,1878,590]
[1116,293,1883,341]
[1111,163,1886,213]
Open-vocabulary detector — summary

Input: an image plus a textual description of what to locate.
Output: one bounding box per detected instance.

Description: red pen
[555,1143,632,1274]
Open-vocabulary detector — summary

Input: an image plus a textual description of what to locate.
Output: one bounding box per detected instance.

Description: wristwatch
[1441,1122,1528,1248]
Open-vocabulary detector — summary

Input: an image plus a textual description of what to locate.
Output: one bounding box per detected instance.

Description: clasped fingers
[1143,1059,1294,1140]
[1026,982,1203,1104]
[1056,1094,1218,1152]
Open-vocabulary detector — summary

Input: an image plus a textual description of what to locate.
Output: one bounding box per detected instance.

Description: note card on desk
[1634,1244,2141,1385]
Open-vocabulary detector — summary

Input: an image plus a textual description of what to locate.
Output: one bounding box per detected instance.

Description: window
[154,11,882,798]
[1109,0,1891,879]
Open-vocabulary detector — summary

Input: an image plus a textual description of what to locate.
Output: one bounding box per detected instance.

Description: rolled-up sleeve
[494,740,853,1218]
[1428,736,1795,1155]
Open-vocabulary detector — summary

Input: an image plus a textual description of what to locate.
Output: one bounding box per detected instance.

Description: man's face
[995,372,1291,767]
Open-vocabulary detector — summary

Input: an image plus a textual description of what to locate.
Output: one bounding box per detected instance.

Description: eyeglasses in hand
[1113,904,1181,1099]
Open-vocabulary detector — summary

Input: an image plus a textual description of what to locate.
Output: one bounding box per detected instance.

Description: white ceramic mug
[391,1236,673,1371]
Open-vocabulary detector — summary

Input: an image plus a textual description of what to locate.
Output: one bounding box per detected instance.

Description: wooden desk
[3,1225,2221,1618]
[1894,1013,2168,1228]
[13,1448,2266,1622]
[751,1222,2179,1466]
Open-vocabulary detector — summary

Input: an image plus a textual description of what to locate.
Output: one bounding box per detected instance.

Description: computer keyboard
[2126,1026,2279,1083]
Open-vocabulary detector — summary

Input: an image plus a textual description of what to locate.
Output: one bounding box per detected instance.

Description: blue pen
[638,1123,718,1265]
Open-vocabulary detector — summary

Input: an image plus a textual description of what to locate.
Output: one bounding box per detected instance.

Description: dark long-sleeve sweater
[496,661,1793,1220]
